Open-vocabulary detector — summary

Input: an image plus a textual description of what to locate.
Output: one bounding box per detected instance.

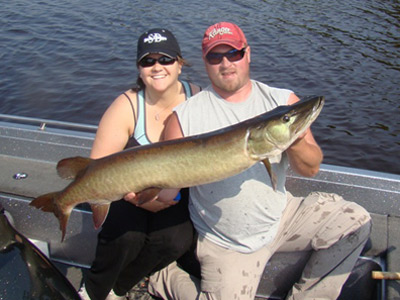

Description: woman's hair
[131,56,190,92]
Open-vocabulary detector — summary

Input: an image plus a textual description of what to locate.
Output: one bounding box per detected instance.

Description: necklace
[153,99,178,121]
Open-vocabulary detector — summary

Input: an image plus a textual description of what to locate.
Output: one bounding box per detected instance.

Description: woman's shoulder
[188,82,202,95]
[109,89,138,110]
[179,79,202,96]
[101,89,138,127]
[120,89,138,101]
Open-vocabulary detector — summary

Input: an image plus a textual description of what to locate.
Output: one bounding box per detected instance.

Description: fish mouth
[261,97,324,150]
[291,96,324,135]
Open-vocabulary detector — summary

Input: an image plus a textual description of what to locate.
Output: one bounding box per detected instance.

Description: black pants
[85,189,193,300]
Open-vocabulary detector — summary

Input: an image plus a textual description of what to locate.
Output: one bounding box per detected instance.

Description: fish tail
[30,192,71,242]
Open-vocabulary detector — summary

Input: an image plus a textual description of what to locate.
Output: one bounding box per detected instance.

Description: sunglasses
[138,56,176,67]
[205,48,246,65]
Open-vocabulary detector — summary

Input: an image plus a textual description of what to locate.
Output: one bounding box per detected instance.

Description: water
[1,0,399,175]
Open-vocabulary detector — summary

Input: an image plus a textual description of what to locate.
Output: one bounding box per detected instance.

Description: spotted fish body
[30,96,324,241]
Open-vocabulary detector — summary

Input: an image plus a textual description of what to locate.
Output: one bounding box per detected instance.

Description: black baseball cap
[137,28,182,62]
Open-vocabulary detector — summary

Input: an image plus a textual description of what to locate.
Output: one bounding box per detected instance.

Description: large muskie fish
[30,96,324,241]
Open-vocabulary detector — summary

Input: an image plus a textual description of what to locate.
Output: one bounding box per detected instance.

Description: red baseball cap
[202,22,247,57]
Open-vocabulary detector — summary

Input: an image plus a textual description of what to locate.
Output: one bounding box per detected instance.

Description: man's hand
[123,190,179,213]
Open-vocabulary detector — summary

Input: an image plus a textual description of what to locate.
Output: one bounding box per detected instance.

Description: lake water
[1,0,399,175]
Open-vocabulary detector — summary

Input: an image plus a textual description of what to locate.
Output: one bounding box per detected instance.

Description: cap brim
[203,40,244,57]
[137,51,175,62]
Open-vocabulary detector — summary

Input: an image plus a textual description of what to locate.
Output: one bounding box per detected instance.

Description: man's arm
[286,93,323,177]
[157,112,185,198]
[162,111,185,140]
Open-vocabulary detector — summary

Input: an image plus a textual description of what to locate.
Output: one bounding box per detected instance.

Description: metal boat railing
[0,113,98,132]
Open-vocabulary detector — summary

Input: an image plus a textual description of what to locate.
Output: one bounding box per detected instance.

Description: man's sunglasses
[138,56,176,68]
[205,48,246,65]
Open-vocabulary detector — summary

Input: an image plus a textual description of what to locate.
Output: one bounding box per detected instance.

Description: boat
[0,113,399,300]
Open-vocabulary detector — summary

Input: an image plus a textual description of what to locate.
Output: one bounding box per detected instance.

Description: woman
[79,28,200,300]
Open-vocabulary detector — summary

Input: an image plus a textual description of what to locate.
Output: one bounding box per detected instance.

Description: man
[148,22,371,300]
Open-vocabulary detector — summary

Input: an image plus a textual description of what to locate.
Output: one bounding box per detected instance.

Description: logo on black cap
[137,28,182,62]
[144,33,168,44]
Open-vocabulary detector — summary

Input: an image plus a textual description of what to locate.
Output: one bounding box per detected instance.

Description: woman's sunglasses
[205,48,246,65]
[138,56,176,68]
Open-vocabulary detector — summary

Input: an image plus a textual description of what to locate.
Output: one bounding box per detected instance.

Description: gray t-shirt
[175,80,293,253]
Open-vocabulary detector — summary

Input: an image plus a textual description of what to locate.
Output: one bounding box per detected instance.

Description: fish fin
[262,159,277,191]
[136,188,162,205]
[30,192,71,242]
[58,211,71,242]
[57,157,93,179]
[91,204,110,230]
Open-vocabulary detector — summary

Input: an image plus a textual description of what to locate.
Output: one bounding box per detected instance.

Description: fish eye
[282,115,290,122]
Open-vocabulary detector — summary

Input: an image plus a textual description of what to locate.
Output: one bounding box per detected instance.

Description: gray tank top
[175,80,292,253]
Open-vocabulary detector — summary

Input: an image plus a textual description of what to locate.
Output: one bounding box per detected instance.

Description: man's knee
[338,200,371,235]
[308,193,371,250]
[309,192,371,225]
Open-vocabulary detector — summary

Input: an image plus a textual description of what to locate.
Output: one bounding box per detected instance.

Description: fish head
[247,96,324,159]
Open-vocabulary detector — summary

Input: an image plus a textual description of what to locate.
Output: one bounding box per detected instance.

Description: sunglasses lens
[205,53,223,65]
[139,56,176,67]
[139,57,156,67]
[158,56,176,65]
[206,48,246,65]
[227,49,245,62]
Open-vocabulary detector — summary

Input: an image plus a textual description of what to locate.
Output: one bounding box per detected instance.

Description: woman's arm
[91,94,134,159]
[92,93,174,212]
